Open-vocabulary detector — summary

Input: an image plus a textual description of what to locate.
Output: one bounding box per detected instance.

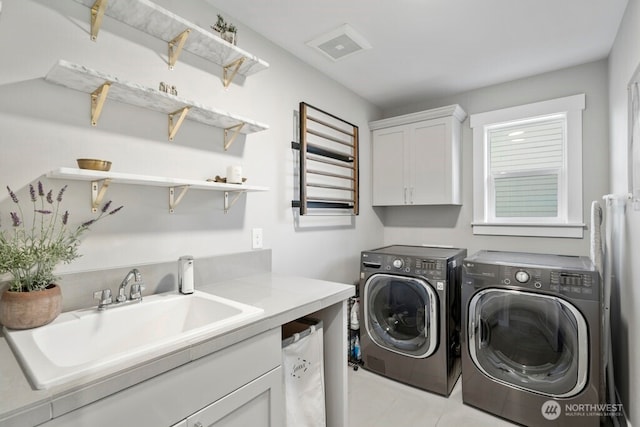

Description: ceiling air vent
[306,24,371,62]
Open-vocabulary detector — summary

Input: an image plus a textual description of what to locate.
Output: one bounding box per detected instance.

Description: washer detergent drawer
[468,289,588,398]
[363,274,438,358]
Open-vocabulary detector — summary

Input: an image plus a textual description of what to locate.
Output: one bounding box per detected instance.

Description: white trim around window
[470,94,586,238]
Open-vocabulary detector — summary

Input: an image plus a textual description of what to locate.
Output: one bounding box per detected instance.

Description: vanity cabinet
[369,104,466,206]
[41,329,283,427]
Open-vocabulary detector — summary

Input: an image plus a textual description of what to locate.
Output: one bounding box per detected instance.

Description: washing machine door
[468,289,588,398]
[364,273,438,358]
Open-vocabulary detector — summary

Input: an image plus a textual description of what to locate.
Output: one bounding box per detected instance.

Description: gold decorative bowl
[77,158,112,171]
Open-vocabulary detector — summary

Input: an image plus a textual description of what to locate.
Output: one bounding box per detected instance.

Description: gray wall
[378,59,610,257]
[0,0,384,287]
[1,0,634,420]
[608,0,640,423]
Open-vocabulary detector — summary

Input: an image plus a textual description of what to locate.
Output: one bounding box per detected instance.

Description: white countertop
[0,273,355,426]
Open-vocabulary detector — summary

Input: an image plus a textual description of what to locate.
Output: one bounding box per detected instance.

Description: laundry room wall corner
[608,0,640,424]
[381,59,609,257]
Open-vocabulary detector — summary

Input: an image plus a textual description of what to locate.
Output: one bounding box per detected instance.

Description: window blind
[494,174,558,217]
[488,117,565,218]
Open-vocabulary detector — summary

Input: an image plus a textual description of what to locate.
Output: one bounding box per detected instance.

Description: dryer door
[364,273,438,358]
[468,289,588,398]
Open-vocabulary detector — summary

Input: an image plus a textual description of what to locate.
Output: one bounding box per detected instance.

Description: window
[470,94,585,238]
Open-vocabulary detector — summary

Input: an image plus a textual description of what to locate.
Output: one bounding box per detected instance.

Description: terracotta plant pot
[0,284,62,330]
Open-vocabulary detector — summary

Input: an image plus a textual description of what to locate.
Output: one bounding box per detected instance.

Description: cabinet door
[409,118,453,204]
[372,127,408,206]
[40,329,281,427]
[187,366,283,427]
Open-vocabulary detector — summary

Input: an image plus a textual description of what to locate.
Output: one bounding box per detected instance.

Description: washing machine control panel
[361,253,447,279]
[493,266,597,299]
[463,253,600,301]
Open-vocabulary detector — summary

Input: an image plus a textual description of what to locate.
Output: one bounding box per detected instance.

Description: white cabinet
[41,329,282,427]
[370,104,467,206]
[183,367,283,427]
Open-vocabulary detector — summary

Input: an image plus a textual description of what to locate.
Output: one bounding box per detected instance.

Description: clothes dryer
[358,245,466,395]
[461,251,603,427]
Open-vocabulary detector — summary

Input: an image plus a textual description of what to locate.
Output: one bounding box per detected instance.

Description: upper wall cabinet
[369,105,467,206]
[74,0,269,87]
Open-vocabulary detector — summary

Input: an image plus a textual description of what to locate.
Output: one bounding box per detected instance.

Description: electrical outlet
[252,228,263,249]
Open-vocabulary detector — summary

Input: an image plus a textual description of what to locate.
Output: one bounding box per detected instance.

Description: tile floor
[347,367,517,427]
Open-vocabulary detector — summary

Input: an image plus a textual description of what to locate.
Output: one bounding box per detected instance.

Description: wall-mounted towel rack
[291,102,359,215]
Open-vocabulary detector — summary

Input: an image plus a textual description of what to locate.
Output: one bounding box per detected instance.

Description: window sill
[471,222,586,238]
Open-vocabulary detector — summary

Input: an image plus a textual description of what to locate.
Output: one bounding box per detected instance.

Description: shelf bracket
[224,190,246,214]
[223,122,245,150]
[222,57,246,88]
[90,0,108,41]
[168,106,190,141]
[91,178,112,213]
[169,185,190,213]
[90,82,111,126]
[168,29,191,70]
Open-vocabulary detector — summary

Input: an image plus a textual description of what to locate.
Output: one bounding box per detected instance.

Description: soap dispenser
[178,255,194,294]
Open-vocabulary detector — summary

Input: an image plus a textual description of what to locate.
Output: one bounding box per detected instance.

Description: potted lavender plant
[0,181,122,329]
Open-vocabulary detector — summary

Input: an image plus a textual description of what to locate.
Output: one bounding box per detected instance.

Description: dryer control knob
[392,259,404,269]
[515,271,530,283]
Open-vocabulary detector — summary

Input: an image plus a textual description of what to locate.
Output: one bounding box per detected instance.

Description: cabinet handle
[410,187,414,204]
[404,187,408,204]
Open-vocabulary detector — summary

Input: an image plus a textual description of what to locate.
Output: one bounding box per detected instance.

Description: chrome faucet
[117,268,142,302]
[93,268,145,310]
[93,288,113,310]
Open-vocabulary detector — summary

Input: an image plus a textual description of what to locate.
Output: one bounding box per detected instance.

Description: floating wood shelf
[47,167,268,213]
[74,0,269,86]
[44,60,268,148]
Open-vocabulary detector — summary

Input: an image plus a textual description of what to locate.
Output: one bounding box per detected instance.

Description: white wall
[378,60,610,257]
[0,0,383,285]
[608,0,640,422]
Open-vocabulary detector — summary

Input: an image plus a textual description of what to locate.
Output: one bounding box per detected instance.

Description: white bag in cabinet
[282,318,326,427]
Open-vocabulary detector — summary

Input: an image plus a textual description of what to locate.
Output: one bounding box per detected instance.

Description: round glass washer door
[468,288,588,398]
[364,273,438,358]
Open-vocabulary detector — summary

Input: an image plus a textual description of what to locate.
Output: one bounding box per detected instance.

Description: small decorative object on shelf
[211,14,237,45]
[226,165,243,184]
[0,181,123,329]
[77,158,112,171]
[158,81,178,96]
[207,176,247,184]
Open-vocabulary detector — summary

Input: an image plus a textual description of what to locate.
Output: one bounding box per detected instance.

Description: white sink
[4,290,263,389]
